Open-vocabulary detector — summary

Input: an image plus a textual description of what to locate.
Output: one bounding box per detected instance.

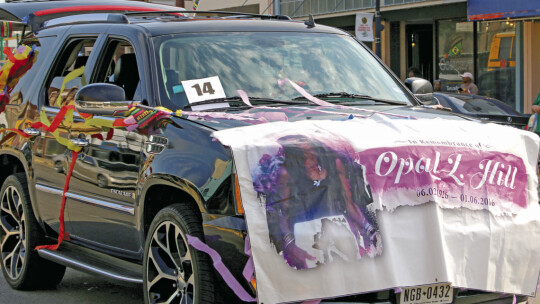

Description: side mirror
[75,83,138,115]
[404,77,435,105]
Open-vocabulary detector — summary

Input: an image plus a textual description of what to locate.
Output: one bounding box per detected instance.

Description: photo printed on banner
[251,133,382,269]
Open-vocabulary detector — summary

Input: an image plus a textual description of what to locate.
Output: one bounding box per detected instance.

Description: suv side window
[93,39,140,100]
[46,38,96,107]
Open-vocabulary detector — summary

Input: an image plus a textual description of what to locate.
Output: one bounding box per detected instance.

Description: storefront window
[437,19,474,92]
[476,21,517,109]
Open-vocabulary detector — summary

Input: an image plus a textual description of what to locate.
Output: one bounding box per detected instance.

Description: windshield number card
[400,283,453,304]
[181,76,228,110]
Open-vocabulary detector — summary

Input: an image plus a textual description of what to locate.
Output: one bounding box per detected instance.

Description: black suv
[0,1,533,304]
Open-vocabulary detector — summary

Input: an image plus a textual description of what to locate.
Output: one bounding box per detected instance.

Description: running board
[38,244,143,284]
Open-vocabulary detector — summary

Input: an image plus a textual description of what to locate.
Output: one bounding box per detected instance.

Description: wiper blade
[293,92,408,105]
[188,96,307,107]
[248,97,307,105]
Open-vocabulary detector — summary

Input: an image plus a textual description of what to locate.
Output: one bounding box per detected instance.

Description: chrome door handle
[70,138,89,147]
[23,128,40,136]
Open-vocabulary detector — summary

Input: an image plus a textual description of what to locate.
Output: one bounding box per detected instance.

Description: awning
[468,0,540,21]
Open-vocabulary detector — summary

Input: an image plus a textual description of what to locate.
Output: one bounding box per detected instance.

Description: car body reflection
[72,146,140,189]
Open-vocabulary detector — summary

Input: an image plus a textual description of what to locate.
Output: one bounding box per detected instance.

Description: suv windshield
[154,32,413,110]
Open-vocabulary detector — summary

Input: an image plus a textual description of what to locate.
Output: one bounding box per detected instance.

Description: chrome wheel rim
[97,175,107,188]
[0,186,26,280]
[146,221,195,304]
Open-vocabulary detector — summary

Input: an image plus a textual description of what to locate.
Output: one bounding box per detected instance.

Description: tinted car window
[93,39,141,100]
[46,38,96,107]
[441,95,509,115]
[154,32,412,109]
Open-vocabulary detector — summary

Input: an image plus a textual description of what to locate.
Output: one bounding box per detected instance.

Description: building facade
[150,0,275,14]
[281,0,540,113]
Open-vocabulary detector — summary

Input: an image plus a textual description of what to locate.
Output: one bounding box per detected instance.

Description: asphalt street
[0,268,538,304]
[0,268,143,304]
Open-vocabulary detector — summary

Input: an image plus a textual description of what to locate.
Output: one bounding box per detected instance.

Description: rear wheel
[143,203,215,304]
[0,173,66,290]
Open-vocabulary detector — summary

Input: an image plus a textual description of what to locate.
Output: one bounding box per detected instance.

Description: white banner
[356,13,374,42]
[214,116,540,304]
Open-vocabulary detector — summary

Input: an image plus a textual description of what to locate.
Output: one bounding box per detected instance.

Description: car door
[66,35,145,256]
[34,35,99,234]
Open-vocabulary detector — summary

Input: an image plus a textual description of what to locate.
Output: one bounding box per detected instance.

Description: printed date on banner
[400,283,453,304]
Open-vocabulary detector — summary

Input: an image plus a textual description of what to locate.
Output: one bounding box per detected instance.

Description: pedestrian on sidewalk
[458,72,478,95]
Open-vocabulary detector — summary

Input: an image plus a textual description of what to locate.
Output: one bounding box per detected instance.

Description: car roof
[0,0,177,21]
[433,92,520,115]
[0,1,346,37]
[133,18,346,37]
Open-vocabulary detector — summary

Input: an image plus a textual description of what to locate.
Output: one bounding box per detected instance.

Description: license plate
[400,283,453,304]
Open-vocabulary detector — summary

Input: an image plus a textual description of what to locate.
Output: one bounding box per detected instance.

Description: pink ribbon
[237,89,253,107]
[278,78,334,107]
[186,234,257,302]
[277,78,414,120]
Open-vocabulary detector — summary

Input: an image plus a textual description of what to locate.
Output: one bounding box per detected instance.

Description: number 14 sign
[181,76,227,104]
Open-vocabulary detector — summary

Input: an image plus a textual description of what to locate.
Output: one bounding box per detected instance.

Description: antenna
[304,14,315,28]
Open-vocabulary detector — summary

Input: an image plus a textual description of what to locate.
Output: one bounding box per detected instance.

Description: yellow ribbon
[39,108,82,152]
[155,106,182,117]
[0,45,33,91]
[55,65,86,107]
[83,117,114,128]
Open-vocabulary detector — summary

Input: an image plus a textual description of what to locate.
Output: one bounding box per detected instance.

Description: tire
[0,173,66,290]
[143,203,215,304]
[97,174,108,188]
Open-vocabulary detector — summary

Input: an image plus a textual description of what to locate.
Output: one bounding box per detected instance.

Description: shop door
[407,24,434,82]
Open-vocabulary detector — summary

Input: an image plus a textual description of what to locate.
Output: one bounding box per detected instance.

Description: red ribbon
[30,105,76,133]
[0,128,31,138]
[3,46,15,62]
[91,128,114,141]
[35,150,78,251]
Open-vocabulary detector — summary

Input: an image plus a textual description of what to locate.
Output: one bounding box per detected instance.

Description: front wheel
[54,161,63,173]
[97,174,108,188]
[0,173,66,290]
[143,204,215,304]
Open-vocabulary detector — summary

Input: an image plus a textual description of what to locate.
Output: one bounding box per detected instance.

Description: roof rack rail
[35,13,129,31]
[124,10,291,20]
[20,5,185,33]
[23,9,292,33]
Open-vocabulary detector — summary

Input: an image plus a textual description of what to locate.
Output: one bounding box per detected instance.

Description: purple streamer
[186,234,257,302]
[243,235,254,282]
[184,111,267,124]
[394,287,402,294]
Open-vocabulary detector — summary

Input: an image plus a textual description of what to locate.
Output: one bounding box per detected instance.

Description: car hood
[468,113,529,128]
[177,105,471,131]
